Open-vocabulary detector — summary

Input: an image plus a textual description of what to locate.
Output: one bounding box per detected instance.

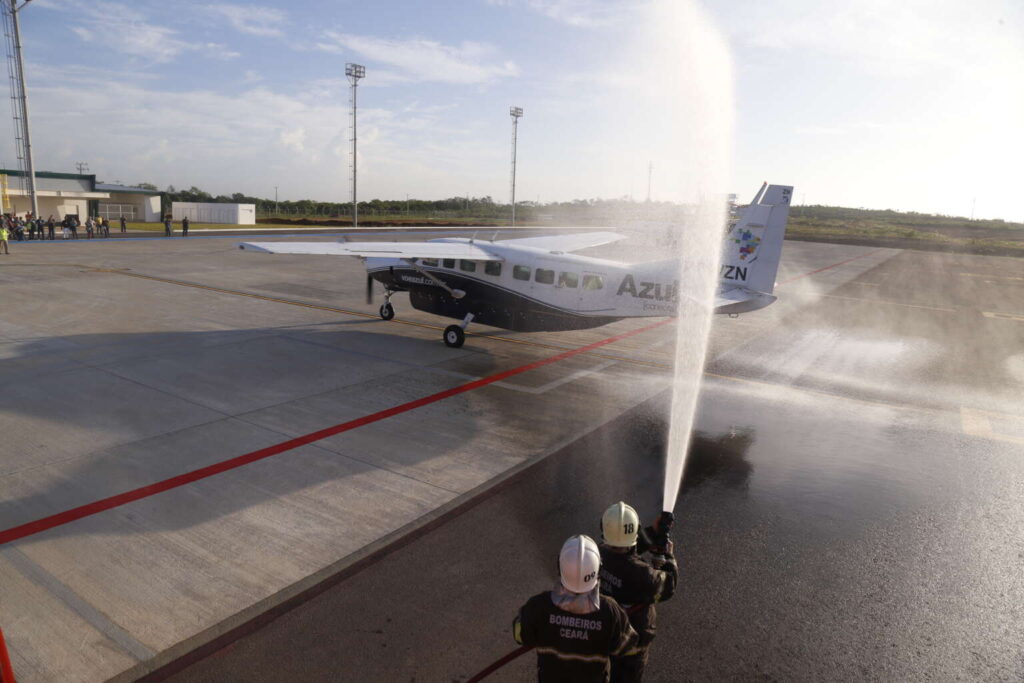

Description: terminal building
[0,169,161,221]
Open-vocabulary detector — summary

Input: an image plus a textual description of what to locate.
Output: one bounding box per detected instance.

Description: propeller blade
[366,274,374,304]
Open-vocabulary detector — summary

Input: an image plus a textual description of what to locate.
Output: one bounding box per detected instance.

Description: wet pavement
[168,248,1024,682]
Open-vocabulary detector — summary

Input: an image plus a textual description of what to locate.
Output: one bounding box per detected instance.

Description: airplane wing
[239,241,503,260]
[492,231,626,252]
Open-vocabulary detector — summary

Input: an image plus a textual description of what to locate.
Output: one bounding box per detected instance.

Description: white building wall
[144,196,161,222]
[6,194,87,219]
[171,202,256,225]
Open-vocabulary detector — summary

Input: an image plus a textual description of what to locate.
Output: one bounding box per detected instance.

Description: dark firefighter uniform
[514,592,638,682]
[598,535,678,682]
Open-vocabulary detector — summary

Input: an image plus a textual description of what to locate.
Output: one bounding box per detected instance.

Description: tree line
[132,182,691,221]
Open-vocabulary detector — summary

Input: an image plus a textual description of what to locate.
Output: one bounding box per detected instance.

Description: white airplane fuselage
[368,239,685,332]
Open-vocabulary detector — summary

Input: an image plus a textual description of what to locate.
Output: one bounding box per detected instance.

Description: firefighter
[598,502,678,683]
[515,534,638,682]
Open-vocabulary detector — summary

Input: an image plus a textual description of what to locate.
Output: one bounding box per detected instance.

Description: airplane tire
[443,325,465,348]
[379,303,395,320]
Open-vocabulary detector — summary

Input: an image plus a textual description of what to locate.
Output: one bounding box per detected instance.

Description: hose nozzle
[651,511,674,555]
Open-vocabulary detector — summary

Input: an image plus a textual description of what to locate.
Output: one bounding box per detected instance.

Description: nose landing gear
[379,290,396,320]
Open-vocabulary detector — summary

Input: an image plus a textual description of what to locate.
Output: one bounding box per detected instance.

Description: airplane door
[577,271,608,312]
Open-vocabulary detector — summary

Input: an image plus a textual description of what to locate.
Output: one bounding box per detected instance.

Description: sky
[3,0,1022,220]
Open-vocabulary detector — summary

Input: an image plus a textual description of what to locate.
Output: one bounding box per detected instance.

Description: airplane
[239,183,792,348]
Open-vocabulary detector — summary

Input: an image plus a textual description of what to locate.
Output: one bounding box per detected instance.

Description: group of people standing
[0,213,129,243]
[514,501,678,682]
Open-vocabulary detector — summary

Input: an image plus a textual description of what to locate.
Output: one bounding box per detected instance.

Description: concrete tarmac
[2,232,992,682]
[164,248,1024,681]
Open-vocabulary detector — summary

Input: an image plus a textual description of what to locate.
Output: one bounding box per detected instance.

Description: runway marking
[959,272,1024,281]
[0,318,672,547]
[960,407,1024,445]
[819,293,957,313]
[982,311,1024,322]
[775,248,885,285]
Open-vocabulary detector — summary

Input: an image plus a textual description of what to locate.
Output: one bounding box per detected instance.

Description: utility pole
[346,63,365,228]
[5,0,38,217]
[75,161,89,175]
[274,185,278,215]
[406,193,409,216]
[509,106,522,226]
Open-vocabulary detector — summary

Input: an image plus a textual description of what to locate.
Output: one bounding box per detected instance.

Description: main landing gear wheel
[443,325,465,348]
[379,303,395,320]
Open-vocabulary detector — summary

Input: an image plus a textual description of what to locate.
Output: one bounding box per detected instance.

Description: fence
[97,204,136,220]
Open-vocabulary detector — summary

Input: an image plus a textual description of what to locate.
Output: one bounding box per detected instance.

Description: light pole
[509,106,522,226]
[5,0,38,217]
[346,63,365,228]
[274,185,278,215]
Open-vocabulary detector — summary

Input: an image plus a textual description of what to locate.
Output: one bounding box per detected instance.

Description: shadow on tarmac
[0,323,507,542]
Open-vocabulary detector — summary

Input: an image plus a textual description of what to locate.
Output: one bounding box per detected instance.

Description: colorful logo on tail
[733,229,761,262]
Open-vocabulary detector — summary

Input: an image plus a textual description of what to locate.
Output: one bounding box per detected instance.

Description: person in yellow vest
[0,223,9,254]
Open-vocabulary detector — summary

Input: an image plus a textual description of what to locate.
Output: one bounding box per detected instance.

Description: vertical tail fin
[720,182,793,294]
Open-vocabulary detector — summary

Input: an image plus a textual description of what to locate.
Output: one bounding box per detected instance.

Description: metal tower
[2,0,36,217]
[346,63,365,228]
[509,106,522,226]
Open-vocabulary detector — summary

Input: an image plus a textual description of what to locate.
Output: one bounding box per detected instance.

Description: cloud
[726,0,1024,80]
[278,127,306,153]
[207,4,286,37]
[487,0,625,27]
[12,64,492,201]
[316,32,518,84]
[43,0,236,63]
[204,43,241,60]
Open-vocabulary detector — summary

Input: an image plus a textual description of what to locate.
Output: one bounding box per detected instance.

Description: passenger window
[459,260,477,272]
[421,258,439,267]
[485,261,502,276]
[558,272,579,288]
[535,269,555,285]
[513,265,531,281]
[582,274,604,290]
[442,259,455,268]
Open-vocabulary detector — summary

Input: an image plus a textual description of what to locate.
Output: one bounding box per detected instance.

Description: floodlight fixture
[345,63,365,81]
[510,106,523,119]
[345,63,366,227]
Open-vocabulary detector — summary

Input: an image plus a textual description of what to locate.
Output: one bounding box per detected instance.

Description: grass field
[786,207,1024,257]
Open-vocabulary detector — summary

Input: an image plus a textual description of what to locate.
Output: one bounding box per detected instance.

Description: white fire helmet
[601,501,640,548]
[559,535,601,594]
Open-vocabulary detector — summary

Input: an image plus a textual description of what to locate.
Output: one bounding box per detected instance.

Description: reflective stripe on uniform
[535,647,609,663]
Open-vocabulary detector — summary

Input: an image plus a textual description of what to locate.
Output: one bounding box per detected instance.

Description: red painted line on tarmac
[776,248,884,286]
[0,319,672,547]
[0,628,14,683]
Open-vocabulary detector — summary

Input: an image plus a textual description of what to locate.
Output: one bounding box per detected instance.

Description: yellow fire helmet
[601,501,640,548]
